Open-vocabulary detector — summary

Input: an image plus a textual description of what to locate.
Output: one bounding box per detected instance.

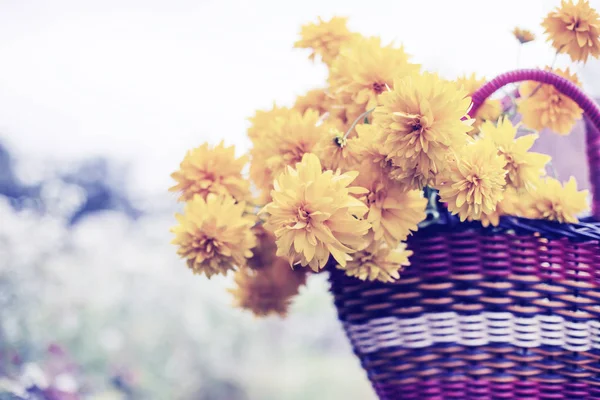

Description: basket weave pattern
[329,70,600,400]
[330,227,600,399]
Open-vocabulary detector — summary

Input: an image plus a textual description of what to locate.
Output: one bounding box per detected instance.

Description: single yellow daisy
[524,176,589,223]
[294,88,330,115]
[437,138,507,222]
[519,67,583,135]
[480,118,551,191]
[339,239,413,283]
[542,0,600,62]
[294,16,356,65]
[169,141,250,203]
[354,162,427,246]
[246,225,278,271]
[261,153,371,271]
[248,104,292,141]
[512,27,536,43]
[249,109,329,204]
[230,226,307,317]
[229,261,307,317]
[329,35,420,122]
[171,194,257,278]
[374,72,473,190]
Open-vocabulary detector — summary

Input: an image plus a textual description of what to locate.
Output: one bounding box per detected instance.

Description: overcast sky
[1,0,599,196]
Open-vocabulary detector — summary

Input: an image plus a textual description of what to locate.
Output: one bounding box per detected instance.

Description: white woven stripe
[344,312,600,354]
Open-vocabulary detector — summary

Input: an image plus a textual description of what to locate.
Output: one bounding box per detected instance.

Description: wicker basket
[329,70,600,400]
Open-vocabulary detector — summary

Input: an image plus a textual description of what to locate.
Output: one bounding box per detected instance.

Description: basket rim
[416,211,600,242]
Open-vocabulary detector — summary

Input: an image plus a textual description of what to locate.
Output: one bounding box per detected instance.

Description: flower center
[372,82,386,94]
[357,251,374,262]
[466,175,483,196]
[567,17,582,31]
[498,148,515,165]
[404,113,428,134]
[284,145,309,166]
[467,174,481,185]
[550,93,563,105]
[193,236,220,257]
[382,157,394,171]
[366,183,387,206]
[296,206,312,226]
[334,135,347,148]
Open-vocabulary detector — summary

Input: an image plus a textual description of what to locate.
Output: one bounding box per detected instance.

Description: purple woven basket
[329,70,600,400]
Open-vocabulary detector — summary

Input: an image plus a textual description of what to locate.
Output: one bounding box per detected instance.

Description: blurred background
[1,0,600,399]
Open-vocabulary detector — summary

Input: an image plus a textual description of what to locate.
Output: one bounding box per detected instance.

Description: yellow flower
[249,109,328,204]
[329,36,420,122]
[294,16,356,65]
[354,123,422,186]
[354,163,427,246]
[294,88,330,116]
[261,153,371,271]
[260,109,325,174]
[248,104,292,141]
[246,225,308,300]
[524,176,588,223]
[476,101,503,128]
[353,124,395,176]
[314,128,361,172]
[542,0,600,62]
[519,67,583,134]
[512,27,536,43]
[229,268,290,317]
[169,141,250,203]
[478,186,521,227]
[480,118,551,191]
[455,73,487,95]
[246,225,278,271]
[229,262,307,317]
[294,88,348,129]
[230,228,308,317]
[455,73,503,134]
[373,72,473,190]
[477,100,503,124]
[171,194,256,278]
[339,239,412,283]
[437,138,507,222]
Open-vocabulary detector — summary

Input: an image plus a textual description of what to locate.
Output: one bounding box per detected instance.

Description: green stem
[343,108,376,139]
[316,111,330,126]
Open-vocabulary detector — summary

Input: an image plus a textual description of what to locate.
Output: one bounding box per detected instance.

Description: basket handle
[469,69,600,220]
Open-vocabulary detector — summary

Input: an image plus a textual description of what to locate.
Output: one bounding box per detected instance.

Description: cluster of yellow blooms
[170,0,597,317]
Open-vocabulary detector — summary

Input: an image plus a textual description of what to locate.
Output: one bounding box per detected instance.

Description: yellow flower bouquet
[170,1,600,397]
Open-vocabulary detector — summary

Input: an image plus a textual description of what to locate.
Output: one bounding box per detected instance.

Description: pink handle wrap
[469,69,600,220]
